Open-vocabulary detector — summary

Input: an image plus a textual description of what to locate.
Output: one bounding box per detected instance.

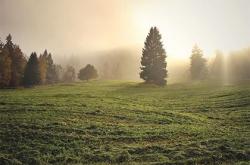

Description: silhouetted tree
[12,46,26,85]
[190,45,207,80]
[23,52,41,86]
[46,53,57,83]
[4,34,14,56]
[78,64,98,81]
[140,27,167,85]
[4,34,26,87]
[62,66,76,82]
[0,41,11,87]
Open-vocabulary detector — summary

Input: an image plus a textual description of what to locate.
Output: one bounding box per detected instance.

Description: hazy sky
[1,0,250,59]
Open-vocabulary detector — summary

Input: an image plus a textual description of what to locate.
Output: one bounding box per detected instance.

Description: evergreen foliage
[190,45,207,80]
[0,34,66,87]
[39,50,48,84]
[23,52,41,86]
[0,41,11,87]
[140,27,167,85]
[3,34,26,87]
[46,53,57,84]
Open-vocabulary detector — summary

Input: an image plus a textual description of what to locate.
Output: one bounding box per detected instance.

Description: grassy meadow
[0,81,250,164]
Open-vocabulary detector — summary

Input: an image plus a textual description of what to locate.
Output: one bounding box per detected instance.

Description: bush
[78,64,98,81]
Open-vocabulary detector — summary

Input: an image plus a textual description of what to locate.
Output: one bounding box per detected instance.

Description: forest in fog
[1,1,250,164]
[1,32,250,88]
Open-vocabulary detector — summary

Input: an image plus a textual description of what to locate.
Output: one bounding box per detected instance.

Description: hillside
[0,81,250,164]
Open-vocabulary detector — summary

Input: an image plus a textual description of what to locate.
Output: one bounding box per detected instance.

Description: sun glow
[130,0,250,59]
[1,0,250,60]
[131,4,204,60]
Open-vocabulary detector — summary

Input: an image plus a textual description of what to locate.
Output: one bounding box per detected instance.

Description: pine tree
[46,53,57,83]
[4,34,14,55]
[39,50,48,84]
[4,34,26,87]
[0,40,11,87]
[140,27,167,85]
[78,64,98,81]
[23,52,41,86]
[190,45,207,80]
[12,45,27,86]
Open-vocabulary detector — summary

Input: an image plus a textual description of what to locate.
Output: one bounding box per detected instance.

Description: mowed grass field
[0,81,250,165]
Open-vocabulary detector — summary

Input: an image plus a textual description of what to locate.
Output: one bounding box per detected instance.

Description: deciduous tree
[62,66,76,82]
[78,64,98,81]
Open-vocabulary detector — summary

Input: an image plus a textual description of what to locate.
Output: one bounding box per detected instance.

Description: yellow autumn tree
[0,45,12,87]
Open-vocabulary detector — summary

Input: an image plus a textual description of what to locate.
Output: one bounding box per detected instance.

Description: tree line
[140,27,250,85]
[0,34,98,88]
[140,27,207,86]
[1,28,250,88]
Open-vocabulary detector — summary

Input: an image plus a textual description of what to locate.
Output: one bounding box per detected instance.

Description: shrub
[78,64,98,81]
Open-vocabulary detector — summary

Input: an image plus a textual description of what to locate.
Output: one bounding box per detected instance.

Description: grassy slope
[0,81,249,165]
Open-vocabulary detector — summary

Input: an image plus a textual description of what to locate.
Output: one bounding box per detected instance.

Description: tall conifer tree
[46,53,57,83]
[23,52,41,86]
[0,40,11,87]
[4,34,26,87]
[39,50,48,84]
[190,45,207,80]
[140,27,167,85]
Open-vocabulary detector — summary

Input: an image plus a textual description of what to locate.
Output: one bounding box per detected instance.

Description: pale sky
[0,0,250,59]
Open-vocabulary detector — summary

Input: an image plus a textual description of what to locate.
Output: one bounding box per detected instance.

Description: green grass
[0,80,250,164]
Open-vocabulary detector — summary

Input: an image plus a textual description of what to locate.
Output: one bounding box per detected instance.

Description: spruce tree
[23,52,41,86]
[4,34,26,87]
[140,27,167,85]
[46,53,57,83]
[39,50,48,84]
[0,41,11,87]
[12,45,27,86]
[190,45,207,80]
